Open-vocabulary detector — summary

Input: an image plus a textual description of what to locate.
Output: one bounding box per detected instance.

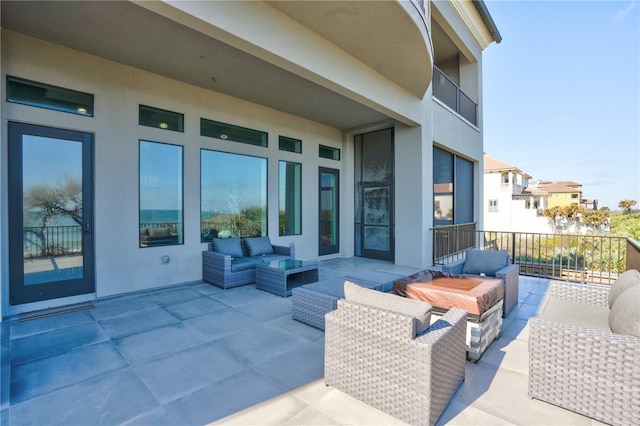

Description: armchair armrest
[441,259,465,274]
[548,281,610,307]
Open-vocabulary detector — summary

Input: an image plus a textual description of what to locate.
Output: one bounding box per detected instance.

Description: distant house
[483,155,547,232]
[484,155,590,234]
[526,180,582,209]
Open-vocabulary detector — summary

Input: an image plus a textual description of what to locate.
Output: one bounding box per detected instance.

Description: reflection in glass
[7,76,94,116]
[22,135,84,285]
[279,161,302,236]
[319,169,339,254]
[139,141,184,247]
[433,147,454,225]
[201,150,267,240]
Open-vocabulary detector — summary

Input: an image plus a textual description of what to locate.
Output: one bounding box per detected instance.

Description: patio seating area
[0,258,608,425]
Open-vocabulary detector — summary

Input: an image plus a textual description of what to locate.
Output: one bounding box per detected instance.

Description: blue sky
[482,0,639,210]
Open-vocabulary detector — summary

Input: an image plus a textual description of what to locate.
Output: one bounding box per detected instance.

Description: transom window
[7,76,94,116]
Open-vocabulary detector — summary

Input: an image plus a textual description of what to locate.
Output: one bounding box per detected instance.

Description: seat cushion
[244,237,274,257]
[609,285,640,337]
[212,237,244,258]
[344,281,432,334]
[608,269,640,308]
[539,298,611,332]
[461,249,509,276]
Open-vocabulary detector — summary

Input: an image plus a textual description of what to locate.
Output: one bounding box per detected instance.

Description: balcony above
[266,0,433,98]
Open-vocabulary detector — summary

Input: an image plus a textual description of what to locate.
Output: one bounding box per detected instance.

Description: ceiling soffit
[1,0,395,130]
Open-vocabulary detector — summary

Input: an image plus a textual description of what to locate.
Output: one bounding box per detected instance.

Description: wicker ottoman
[430,300,502,362]
[292,278,381,330]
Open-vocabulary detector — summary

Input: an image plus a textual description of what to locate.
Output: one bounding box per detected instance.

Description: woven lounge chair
[325,290,467,426]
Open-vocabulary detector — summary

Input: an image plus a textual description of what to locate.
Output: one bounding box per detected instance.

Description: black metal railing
[23,225,82,259]
[432,227,629,285]
[433,222,477,260]
[432,66,477,125]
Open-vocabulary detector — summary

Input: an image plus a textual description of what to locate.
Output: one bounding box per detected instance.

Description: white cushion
[344,281,432,334]
[609,285,640,338]
[608,269,640,308]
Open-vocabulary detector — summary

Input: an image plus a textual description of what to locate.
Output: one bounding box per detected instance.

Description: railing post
[511,232,516,264]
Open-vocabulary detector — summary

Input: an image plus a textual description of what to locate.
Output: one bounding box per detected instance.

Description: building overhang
[1,0,431,130]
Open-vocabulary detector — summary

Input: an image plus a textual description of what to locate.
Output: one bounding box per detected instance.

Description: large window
[433,147,474,226]
[279,161,302,236]
[139,141,183,247]
[201,150,267,240]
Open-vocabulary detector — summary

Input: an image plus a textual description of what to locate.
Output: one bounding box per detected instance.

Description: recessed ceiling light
[77,107,87,114]
[220,134,228,140]
[159,123,169,129]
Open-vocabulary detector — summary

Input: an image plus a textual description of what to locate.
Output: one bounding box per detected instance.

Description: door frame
[318,167,340,256]
[8,122,95,306]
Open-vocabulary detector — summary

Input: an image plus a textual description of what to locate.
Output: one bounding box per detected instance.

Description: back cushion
[344,281,432,334]
[609,285,640,338]
[608,269,640,308]
[212,237,244,258]
[462,249,509,276]
[244,237,274,257]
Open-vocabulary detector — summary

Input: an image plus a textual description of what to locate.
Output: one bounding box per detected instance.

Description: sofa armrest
[441,259,465,274]
[548,281,610,307]
[272,244,294,258]
[202,250,232,270]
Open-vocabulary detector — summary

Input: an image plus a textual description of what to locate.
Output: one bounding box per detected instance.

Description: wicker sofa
[325,282,467,426]
[528,269,640,425]
[202,237,294,289]
[441,249,519,317]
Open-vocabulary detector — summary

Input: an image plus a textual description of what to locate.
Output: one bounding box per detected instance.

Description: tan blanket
[393,274,503,316]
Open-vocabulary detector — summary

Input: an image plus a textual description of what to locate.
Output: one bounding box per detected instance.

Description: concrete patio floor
[0,258,605,425]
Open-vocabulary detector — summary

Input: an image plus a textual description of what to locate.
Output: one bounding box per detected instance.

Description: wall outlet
[162,255,170,264]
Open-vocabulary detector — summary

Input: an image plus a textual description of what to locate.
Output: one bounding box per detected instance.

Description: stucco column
[394,123,433,269]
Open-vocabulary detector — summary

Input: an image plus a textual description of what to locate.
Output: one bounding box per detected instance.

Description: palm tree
[618,199,637,214]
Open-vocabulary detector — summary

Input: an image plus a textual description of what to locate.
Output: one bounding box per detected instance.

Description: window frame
[138,140,184,247]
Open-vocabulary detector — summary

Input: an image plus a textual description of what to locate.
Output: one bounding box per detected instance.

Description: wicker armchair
[325,299,467,426]
[441,249,519,317]
[528,281,640,425]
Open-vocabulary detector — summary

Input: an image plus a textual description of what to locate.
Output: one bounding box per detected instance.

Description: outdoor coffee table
[393,271,504,362]
[256,259,319,297]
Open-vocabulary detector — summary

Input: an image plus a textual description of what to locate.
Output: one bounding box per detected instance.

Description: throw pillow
[461,249,509,276]
[609,285,640,338]
[245,237,274,257]
[212,237,244,258]
[344,280,432,334]
[608,269,640,308]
